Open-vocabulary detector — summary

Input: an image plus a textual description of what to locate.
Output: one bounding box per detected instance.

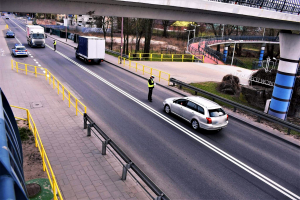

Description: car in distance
[11,44,28,57]
[5,15,9,19]
[6,31,15,38]
[163,96,228,131]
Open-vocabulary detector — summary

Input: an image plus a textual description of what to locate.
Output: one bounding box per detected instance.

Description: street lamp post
[190,24,200,38]
[120,17,123,64]
[231,41,236,66]
[184,29,194,52]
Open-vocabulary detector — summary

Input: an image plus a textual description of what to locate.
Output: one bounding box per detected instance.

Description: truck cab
[26,25,46,48]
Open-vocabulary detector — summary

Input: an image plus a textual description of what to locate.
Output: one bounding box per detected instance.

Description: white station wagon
[163,96,228,131]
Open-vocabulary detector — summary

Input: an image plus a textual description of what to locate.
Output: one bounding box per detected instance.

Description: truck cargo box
[77,36,105,60]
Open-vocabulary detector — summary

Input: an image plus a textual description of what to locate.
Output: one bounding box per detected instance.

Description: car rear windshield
[209,108,225,117]
[16,47,26,50]
[7,31,13,34]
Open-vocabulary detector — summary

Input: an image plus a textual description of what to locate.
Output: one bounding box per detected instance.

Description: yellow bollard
[139,53,141,61]
[172,54,174,62]
[182,55,184,62]
[192,55,195,62]
[161,54,163,62]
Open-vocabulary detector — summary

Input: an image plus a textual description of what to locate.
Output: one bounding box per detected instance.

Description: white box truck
[26,25,46,48]
[75,36,105,64]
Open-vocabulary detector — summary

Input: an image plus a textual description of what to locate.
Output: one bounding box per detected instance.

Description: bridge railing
[208,0,300,15]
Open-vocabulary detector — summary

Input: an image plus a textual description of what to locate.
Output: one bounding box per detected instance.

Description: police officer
[53,39,56,51]
[148,75,155,102]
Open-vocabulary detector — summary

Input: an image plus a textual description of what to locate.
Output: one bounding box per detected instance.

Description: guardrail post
[155,193,164,200]
[83,113,87,129]
[121,162,132,180]
[161,54,163,62]
[57,81,59,94]
[62,86,65,100]
[179,84,182,89]
[53,77,55,89]
[139,53,141,61]
[52,176,57,200]
[42,147,46,171]
[257,116,261,123]
[68,92,71,107]
[159,71,161,82]
[172,54,174,62]
[233,107,236,112]
[128,53,131,60]
[102,139,111,155]
[195,91,197,95]
[87,123,94,136]
[76,99,78,116]
[192,55,195,62]
[182,55,184,62]
[287,128,291,135]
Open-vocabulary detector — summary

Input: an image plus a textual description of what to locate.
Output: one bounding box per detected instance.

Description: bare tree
[162,20,174,38]
[144,19,154,54]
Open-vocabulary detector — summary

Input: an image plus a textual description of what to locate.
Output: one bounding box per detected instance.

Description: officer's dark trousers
[54,45,56,51]
[148,87,153,101]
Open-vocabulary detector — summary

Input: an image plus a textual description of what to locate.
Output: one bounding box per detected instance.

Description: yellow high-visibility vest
[148,79,154,88]
[53,41,56,45]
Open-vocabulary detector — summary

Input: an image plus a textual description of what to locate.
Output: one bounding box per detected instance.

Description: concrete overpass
[1,0,300,30]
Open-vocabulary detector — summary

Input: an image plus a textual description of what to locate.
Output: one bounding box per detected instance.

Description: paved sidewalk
[1,21,150,200]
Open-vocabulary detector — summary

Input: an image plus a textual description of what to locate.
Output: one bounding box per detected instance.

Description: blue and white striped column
[258,44,266,67]
[268,32,300,120]
[223,44,229,63]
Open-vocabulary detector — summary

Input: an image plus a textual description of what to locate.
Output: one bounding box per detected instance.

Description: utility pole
[184,29,194,52]
[120,17,123,64]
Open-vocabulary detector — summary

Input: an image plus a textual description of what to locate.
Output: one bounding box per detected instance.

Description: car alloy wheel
[164,105,171,114]
[191,119,199,130]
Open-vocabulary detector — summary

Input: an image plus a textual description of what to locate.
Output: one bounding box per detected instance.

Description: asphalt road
[4,16,300,200]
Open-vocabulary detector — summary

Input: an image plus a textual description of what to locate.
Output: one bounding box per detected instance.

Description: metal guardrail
[188,35,279,67]
[118,56,171,85]
[128,53,204,62]
[106,49,129,59]
[83,113,169,200]
[169,78,300,134]
[11,105,63,200]
[208,0,300,15]
[11,60,87,116]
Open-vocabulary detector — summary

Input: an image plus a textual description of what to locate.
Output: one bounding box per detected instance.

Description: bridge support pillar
[223,44,230,63]
[268,32,300,120]
[258,43,266,67]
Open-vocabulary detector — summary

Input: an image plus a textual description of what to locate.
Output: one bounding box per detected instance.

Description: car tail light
[226,115,229,121]
[206,117,212,124]
[101,60,103,62]
[25,50,27,52]
[88,60,91,62]
[15,50,18,52]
